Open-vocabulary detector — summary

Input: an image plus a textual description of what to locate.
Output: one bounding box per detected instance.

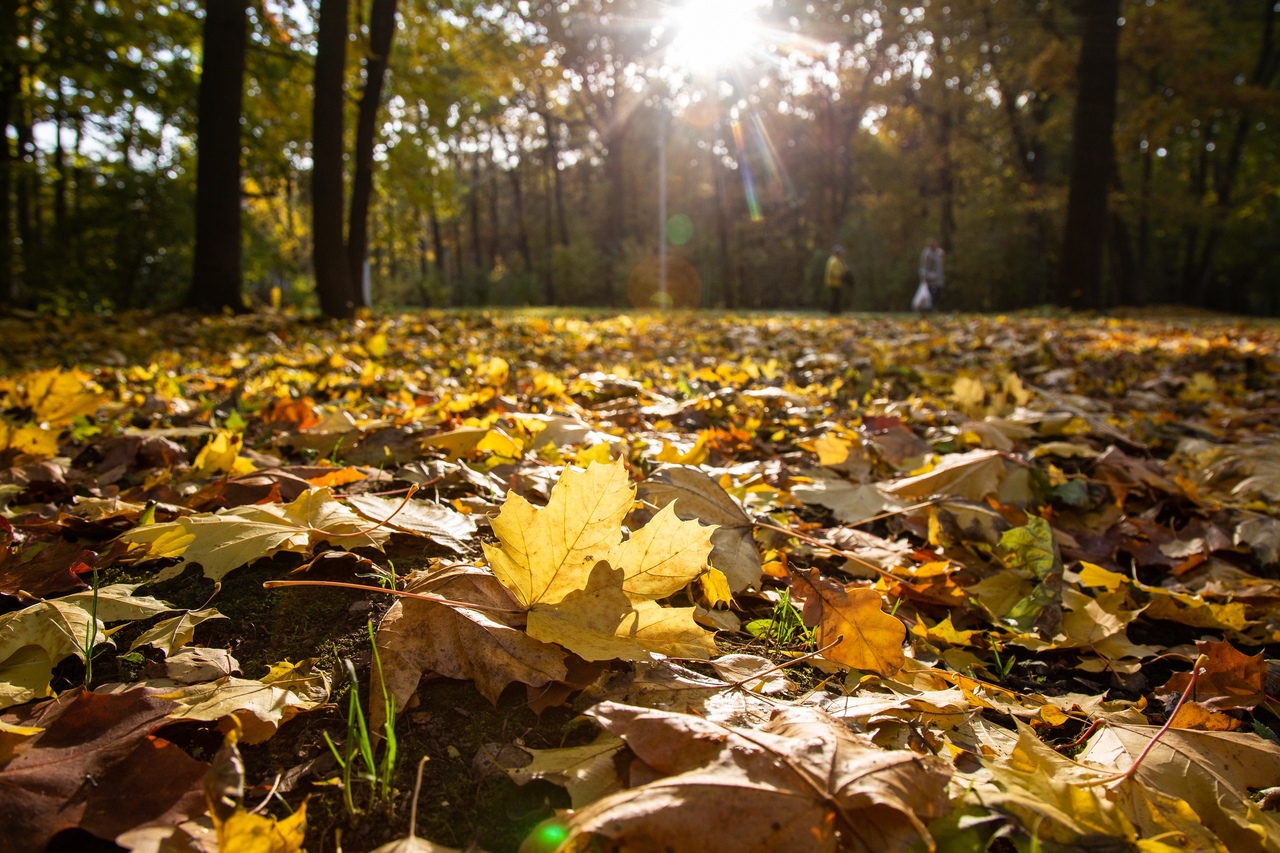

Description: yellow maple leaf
[191,431,257,478]
[217,801,307,853]
[486,458,717,661]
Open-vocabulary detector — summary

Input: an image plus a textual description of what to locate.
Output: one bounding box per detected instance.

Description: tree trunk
[189,0,248,312]
[1055,0,1120,309]
[601,128,625,306]
[311,0,356,318]
[0,0,16,306]
[1190,0,1278,304]
[508,166,533,273]
[1136,142,1152,305]
[347,0,397,303]
[712,153,734,309]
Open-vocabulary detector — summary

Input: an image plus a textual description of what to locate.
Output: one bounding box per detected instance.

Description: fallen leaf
[215,801,306,853]
[882,449,1010,501]
[372,566,567,710]
[347,493,478,553]
[789,568,906,676]
[129,608,228,657]
[486,459,717,663]
[121,487,391,582]
[790,477,905,524]
[1081,722,1280,852]
[1159,640,1267,710]
[640,465,763,592]
[527,702,949,853]
[151,659,330,743]
[503,732,625,807]
[0,689,206,851]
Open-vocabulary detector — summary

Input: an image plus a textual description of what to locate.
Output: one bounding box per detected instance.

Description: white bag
[911,281,934,311]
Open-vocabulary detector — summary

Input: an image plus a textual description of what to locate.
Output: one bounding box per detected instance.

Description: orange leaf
[790,569,905,676]
[1160,640,1267,711]
[305,466,367,488]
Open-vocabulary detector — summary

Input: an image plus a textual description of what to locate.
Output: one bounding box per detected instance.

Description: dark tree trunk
[52,80,66,232]
[189,0,248,312]
[508,166,532,273]
[14,98,34,288]
[1190,0,1278,304]
[938,103,955,252]
[468,151,482,277]
[1136,143,1152,305]
[1055,0,1120,309]
[311,0,356,318]
[542,147,556,304]
[601,129,625,306]
[0,0,16,306]
[347,0,397,304]
[712,153,734,309]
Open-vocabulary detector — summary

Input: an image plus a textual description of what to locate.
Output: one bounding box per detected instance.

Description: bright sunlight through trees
[664,0,767,72]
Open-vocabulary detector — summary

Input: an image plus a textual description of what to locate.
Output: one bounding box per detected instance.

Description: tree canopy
[0,0,1276,314]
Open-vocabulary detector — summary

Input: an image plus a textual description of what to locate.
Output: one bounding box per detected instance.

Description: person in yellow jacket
[825,244,852,314]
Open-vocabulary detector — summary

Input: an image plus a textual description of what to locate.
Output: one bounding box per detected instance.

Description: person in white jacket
[919,238,945,297]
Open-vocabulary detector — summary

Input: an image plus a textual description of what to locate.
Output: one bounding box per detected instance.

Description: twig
[319,484,419,539]
[409,755,430,838]
[261,578,525,614]
[726,634,843,690]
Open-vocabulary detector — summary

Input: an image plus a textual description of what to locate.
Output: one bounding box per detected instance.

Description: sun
[664,0,767,73]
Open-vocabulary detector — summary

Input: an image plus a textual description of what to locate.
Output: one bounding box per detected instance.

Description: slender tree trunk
[1190,0,1278,304]
[485,149,500,274]
[189,0,248,312]
[938,102,955,252]
[1055,0,1120,309]
[1136,142,1152,305]
[51,79,66,232]
[14,96,34,288]
[508,166,533,273]
[347,0,397,304]
[712,154,734,309]
[468,151,482,280]
[542,146,556,304]
[602,129,625,306]
[0,0,16,306]
[311,0,356,318]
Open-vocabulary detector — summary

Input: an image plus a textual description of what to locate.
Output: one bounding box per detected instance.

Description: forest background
[0,0,1277,318]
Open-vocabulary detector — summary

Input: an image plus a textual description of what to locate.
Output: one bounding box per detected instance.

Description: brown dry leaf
[1160,640,1268,710]
[346,493,478,553]
[372,566,568,711]
[0,689,206,852]
[1080,722,1280,852]
[525,702,949,853]
[882,448,1009,501]
[789,568,906,676]
[790,477,905,525]
[639,465,762,592]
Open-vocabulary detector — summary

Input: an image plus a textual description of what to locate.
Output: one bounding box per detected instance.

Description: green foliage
[2,0,1278,313]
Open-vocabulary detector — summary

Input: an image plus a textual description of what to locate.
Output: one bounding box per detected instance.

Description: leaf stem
[1081,653,1208,787]
[726,634,843,690]
[262,578,525,614]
